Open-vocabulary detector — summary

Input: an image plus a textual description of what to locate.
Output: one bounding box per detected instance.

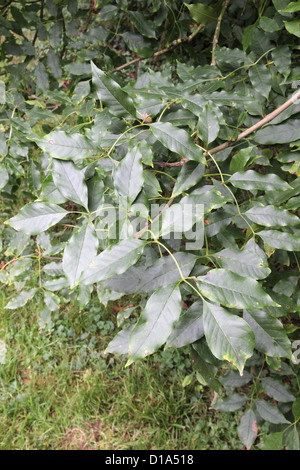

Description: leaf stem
[211,0,231,66]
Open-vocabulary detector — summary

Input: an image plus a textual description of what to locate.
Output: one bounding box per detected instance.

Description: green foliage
[1,0,300,450]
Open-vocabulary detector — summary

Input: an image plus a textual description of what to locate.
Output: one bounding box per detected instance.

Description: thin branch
[153,88,300,168]
[211,0,230,66]
[208,88,300,155]
[80,0,97,33]
[153,158,188,168]
[113,24,204,73]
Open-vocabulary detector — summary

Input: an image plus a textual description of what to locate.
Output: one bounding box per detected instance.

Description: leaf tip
[125,357,134,368]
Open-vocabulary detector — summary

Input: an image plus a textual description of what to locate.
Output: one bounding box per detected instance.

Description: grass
[0,286,242,450]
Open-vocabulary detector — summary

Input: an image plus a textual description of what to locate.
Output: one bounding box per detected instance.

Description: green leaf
[229,146,254,173]
[122,32,153,58]
[139,252,196,292]
[0,134,7,155]
[129,11,156,38]
[261,377,295,403]
[214,47,250,70]
[265,289,300,316]
[47,49,62,79]
[281,1,300,11]
[229,170,292,192]
[143,169,162,198]
[292,398,300,420]
[114,144,144,204]
[185,3,219,25]
[138,140,153,167]
[255,399,290,424]
[150,122,205,163]
[127,284,182,363]
[285,426,300,450]
[196,103,220,145]
[267,358,282,372]
[255,120,300,144]
[44,291,60,312]
[203,301,255,374]
[63,221,99,288]
[220,370,252,388]
[197,269,277,309]
[65,63,91,76]
[37,131,95,162]
[0,80,6,104]
[28,161,41,192]
[249,64,272,99]
[188,186,231,212]
[172,161,205,197]
[258,229,300,251]
[5,288,37,309]
[190,347,222,394]
[6,203,67,235]
[242,24,255,51]
[106,252,197,294]
[106,252,196,294]
[116,307,136,328]
[215,239,271,280]
[43,262,64,277]
[52,159,88,209]
[284,20,300,37]
[272,46,291,77]
[268,177,300,205]
[182,373,194,387]
[259,16,282,32]
[40,176,66,204]
[80,239,145,285]
[87,173,105,213]
[261,432,283,451]
[49,22,62,48]
[243,309,292,358]
[166,300,204,348]
[202,91,253,106]
[106,326,134,356]
[237,409,258,450]
[72,80,90,104]
[91,61,137,118]
[99,4,118,20]
[0,165,9,191]
[212,393,248,412]
[245,204,299,227]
